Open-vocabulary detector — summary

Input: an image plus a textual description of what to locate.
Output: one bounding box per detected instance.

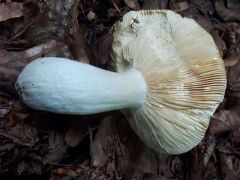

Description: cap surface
[111,10,226,154]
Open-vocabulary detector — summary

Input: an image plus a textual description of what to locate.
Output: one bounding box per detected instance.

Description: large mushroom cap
[111,10,226,154]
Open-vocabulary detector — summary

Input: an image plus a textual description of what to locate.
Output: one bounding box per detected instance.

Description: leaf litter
[0,0,240,179]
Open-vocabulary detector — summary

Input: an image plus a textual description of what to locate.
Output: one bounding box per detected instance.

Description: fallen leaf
[93,33,113,66]
[169,1,189,12]
[224,53,240,67]
[228,61,240,98]
[231,128,240,148]
[67,33,94,64]
[0,2,23,22]
[142,0,168,10]
[43,131,67,164]
[222,23,240,54]
[203,158,218,180]
[170,156,184,178]
[188,148,205,180]
[210,108,240,134]
[91,116,115,167]
[217,152,239,179]
[232,156,240,175]
[227,0,240,15]
[124,0,140,10]
[211,29,226,58]
[16,156,42,175]
[0,40,71,96]
[203,136,216,166]
[0,115,38,146]
[142,174,168,180]
[65,121,88,147]
[135,147,158,174]
[215,0,240,22]
[25,0,77,44]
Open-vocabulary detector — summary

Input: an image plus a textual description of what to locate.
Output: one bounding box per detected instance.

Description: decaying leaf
[231,127,240,148]
[203,135,216,166]
[25,0,76,44]
[210,108,240,134]
[215,0,240,22]
[67,33,94,64]
[211,29,226,58]
[0,40,71,96]
[169,1,189,12]
[43,131,67,164]
[217,152,239,179]
[0,2,23,22]
[142,0,168,10]
[65,121,88,147]
[94,33,113,65]
[91,116,115,167]
[224,53,240,67]
[124,0,140,10]
[134,147,158,176]
[228,61,240,98]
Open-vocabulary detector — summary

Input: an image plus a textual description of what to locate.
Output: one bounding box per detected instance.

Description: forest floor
[0,0,240,179]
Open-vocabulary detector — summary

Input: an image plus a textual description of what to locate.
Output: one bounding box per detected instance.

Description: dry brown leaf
[67,33,94,64]
[117,119,174,179]
[228,61,240,98]
[17,156,42,175]
[0,116,38,146]
[169,1,189,12]
[91,116,115,167]
[0,2,23,22]
[215,0,240,22]
[211,29,226,58]
[224,53,240,67]
[135,147,158,174]
[0,40,68,69]
[210,108,240,134]
[227,0,240,13]
[142,174,169,180]
[203,159,217,180]
[203,137,216,166]
[222,23,240,55]
[124,0,140,10]
[188,148,205,180]
[142,0,168,10]
[231,127,240,148]
[170,156,184,178]
[217,152,239,180]
[65,121,88,147]
[195,15,214,33]
[117,119,147,179]
[43,131,67,164]
[232,157,240,175]
[0,40,71,96]
[25,0,76,44]
[94,33,113,65]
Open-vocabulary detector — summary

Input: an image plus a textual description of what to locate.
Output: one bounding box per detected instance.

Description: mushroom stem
[16,57,147,114]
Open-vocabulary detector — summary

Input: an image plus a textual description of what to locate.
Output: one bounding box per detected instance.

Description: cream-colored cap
[111,10,226,154]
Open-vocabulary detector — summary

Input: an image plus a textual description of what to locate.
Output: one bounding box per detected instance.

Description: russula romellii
[16,10,226,154]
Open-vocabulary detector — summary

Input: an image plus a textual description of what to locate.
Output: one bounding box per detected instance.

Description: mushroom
[16,10,226,154]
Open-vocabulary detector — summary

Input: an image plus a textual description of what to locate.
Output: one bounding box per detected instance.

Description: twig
[0,131,34,147]
[112,0,121,14]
